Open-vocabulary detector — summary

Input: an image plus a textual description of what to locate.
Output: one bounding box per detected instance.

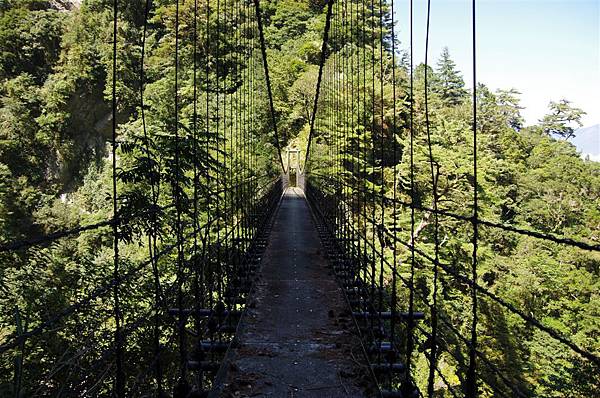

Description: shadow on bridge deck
[220,188,372,397]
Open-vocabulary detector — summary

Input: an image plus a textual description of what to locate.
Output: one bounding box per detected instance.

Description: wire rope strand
[215,0,222,317]
[173,0,188,388]
[467,0,479,395]
[406,0,417,384]
[192,0,201,350]
[361,0,368,321]
[369,0,376,337]
[377,0,386,361]
[423,0,441,394]
[389,0,400,385]
[111,0,124,395]
[138,0,164,391]
[205,0,212,317]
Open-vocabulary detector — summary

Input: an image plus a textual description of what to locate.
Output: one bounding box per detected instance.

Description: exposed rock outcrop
[50,0,82,11]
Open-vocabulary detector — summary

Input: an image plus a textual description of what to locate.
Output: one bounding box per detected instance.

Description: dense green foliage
[303,1,599,397]
[0,0,598,396]
[0,0,277,395]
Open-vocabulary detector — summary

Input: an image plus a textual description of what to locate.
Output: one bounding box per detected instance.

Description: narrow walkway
[221,188,370,397]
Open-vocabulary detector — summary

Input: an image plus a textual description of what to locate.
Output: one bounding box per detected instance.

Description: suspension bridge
[1,0,598,397]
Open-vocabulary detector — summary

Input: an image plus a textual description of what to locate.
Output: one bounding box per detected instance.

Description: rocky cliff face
[50,0,82,11]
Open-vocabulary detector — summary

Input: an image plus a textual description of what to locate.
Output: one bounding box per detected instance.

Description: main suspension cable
[252,0,286,172]
[304,0,335,168]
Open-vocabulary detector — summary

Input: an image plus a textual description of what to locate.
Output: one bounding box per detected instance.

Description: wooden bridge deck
[220,188,371,397]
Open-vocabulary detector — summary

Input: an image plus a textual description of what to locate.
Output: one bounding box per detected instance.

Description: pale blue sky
[393,0,600,128]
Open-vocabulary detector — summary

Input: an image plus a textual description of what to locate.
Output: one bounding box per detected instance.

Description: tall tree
[539,99,586,139]
[434,47,467,105]
[496,88,524,131]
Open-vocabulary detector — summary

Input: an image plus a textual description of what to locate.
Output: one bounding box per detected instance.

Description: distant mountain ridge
[571,124,599,161]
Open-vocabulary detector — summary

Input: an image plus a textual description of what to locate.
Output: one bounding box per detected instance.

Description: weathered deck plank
[221,188,370,397]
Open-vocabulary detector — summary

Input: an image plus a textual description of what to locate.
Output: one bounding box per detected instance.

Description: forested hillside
[0,0,598,396]
[303,1,600,396]
[1,0,280,394]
